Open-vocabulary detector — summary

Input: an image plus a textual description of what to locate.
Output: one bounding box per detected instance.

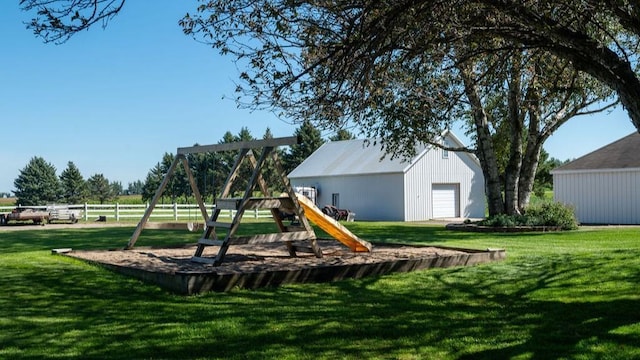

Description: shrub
[526,202,579,230]
[478,202,579,230]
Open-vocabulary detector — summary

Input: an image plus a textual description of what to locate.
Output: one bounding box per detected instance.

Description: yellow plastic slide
[296,194,372,252]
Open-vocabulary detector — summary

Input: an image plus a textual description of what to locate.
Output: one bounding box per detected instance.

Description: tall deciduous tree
[59,161,87,204]
[21,0,640,127]
[13,156,62,206]
[20,0,636,214]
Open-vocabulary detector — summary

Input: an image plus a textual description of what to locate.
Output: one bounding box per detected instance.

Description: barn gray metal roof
[288,139,428,178]
[553,132,640,172]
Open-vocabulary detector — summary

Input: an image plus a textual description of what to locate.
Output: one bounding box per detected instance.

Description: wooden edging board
[61,244,506,295]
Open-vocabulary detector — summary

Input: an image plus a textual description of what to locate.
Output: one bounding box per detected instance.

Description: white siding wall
[554,169,640,224]
[404,146,485,221]
[291,174,405,221]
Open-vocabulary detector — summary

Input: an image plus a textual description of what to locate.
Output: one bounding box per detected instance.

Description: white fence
[0,203,274,222]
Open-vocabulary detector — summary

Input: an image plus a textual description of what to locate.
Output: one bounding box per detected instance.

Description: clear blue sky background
[0,1,637,194]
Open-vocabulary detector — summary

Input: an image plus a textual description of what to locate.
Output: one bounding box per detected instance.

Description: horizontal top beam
[177,136,299,155]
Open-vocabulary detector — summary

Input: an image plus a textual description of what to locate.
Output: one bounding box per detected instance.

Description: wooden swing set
[125,136,323,265]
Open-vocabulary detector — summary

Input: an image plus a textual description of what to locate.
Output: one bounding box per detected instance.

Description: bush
[479,202,579,230]
[526,202,579,230]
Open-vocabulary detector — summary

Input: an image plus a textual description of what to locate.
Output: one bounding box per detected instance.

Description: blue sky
[0,1,637,194]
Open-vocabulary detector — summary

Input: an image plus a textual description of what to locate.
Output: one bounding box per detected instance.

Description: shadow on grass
[1,224,639,359]
[0,224,282,253]
[1,244,639,359]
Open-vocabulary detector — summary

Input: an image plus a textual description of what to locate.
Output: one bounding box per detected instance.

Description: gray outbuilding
[552,132,640,224]
[288,131,486,221]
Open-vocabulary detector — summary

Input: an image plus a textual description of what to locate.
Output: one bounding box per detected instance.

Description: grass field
[0,222,638,359]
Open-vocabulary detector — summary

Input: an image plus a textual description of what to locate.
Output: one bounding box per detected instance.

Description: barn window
[442,149,449,159]
[332,193,340,208]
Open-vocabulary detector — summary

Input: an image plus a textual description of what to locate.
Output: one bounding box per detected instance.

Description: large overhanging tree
[19,0,635,215]
[21,0,638,125]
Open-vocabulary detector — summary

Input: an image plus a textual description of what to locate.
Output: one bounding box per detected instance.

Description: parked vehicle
[0,206,82,226]
[47,206,82,224]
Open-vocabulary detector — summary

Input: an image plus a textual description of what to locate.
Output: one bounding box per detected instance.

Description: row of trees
[12,157,127,206]
[140,123,353,204]
[8,120,561,206]
[5,122,355,206]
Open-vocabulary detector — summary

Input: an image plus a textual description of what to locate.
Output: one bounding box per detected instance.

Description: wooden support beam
[126,154,183,249]
[229,231,316,245]
[215,197,295,211]
[181,156,209,221]
[177,136,298,155]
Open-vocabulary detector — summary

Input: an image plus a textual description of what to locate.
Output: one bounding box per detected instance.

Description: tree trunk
[504,63,523,215]
[518,137,542,211]
[459,63,504,216]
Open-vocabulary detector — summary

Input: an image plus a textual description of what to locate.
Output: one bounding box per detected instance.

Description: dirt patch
[64,240,505,294]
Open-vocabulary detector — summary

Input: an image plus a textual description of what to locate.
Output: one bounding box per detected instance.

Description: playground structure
[126,136,371,265]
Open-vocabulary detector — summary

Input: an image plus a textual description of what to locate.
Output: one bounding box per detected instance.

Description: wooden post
[126,155,181,249]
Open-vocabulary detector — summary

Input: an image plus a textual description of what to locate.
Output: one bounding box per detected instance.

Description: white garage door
[432,184,460,218]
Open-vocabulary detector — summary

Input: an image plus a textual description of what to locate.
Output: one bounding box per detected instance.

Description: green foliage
[86,173,114,204]
[329,129,356,141]
[283,120,324,174]
[141,163,163,203]
[126,180,144,195]
[479,201,578,230]
[13,156,62,206]
[534,150,566,196]
[160,152,188,202]
[59,161,87,204]
[526,202,579,230]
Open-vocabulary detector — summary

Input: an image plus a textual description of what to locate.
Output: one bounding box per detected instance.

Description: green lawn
[0,223,638,359]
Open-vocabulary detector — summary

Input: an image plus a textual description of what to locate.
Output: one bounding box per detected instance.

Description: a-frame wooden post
[126,155,209,250]
[127,136,322,266]
[189,137,322,265]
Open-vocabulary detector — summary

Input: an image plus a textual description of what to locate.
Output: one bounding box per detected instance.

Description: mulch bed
[62,240,505,294]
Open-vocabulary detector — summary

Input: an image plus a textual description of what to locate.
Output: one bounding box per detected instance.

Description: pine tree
[141,163,164,203]
[329,129,355,141]
[283,120,325,174]
[59,161,87,204]
[87,173,113,204]
[14,156,62,206]
[261,127,286,194]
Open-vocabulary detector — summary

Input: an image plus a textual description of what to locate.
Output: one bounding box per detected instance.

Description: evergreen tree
[261,127,286,194]
[216,128,255,196]
[160,153,188,203]
[533,150,568,198]
[14,156,62,206]
[188,148,219,203]
[87,173,113,204]
[126,180,144,195]
[283,120,325,174]
[110,181,123,201]
[141,163,163,203]
[329,129,355,141]
[59,161,87,204]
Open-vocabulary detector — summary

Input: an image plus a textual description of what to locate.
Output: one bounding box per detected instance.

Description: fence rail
[0,203,273,222]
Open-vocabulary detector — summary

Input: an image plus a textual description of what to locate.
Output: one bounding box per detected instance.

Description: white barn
[288,131,486,221]
[552,132,640,224]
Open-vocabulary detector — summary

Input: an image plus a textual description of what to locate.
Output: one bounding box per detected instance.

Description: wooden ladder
[191,146,322,265]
